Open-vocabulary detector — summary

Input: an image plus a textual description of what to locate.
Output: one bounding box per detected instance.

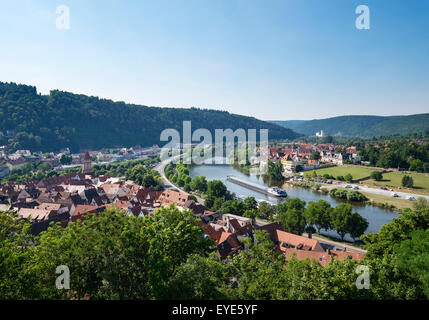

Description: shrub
[402,175,414,188]
[330,188,367,202]
[370,171,383,181]
[344,173,353,183]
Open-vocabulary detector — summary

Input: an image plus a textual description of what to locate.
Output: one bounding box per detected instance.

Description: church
[82,152,93,175]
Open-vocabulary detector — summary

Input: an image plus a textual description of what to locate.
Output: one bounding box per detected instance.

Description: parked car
[392,193,399,198]
[380,187,388,190]
[353,186,360,190]
[408,196,416,201]
[345,185,352,189]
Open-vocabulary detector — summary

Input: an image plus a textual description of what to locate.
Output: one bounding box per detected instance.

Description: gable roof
[284,248,365,266]
[257,222,284,242]
[184,200,207,215]
[217,233,242,259]
[157,189,189,207]
[275,230,324,252]
[284,248,331,266]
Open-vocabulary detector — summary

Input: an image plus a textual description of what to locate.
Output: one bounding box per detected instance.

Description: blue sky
[0,0,428,120]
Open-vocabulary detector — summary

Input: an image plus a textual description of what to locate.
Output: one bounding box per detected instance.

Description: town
[0,141,370,266]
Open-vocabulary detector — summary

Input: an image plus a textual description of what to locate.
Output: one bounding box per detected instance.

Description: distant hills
[0,82,300,152]
[271,114,429,137]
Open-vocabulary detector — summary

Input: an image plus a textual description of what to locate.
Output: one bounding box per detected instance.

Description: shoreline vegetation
[292,181,399,211]
[228,160,407,211]
[164,162,370,243]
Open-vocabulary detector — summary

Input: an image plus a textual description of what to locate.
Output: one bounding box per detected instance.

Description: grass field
[307,166,379,180]
[367,171,429,192]
[361,191,414,210]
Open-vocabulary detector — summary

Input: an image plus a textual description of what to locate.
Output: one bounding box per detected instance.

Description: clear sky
[0,0,428,120]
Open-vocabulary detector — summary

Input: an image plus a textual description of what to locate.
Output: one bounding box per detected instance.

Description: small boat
[256,199,276,206]
[236,194,246,201]
[267,187,288,197]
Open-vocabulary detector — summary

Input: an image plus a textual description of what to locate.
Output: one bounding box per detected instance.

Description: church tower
[82,152,92,174]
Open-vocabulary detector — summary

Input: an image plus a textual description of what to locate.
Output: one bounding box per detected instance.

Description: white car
[345,185,352,189]
[353,186,360,190]
[408,196,416,201]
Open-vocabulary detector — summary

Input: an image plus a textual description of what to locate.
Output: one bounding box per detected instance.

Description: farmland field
[306,166,379,180]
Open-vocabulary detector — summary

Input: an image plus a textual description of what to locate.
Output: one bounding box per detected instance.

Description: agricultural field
[306,166,379,181]
[367,171,429,192]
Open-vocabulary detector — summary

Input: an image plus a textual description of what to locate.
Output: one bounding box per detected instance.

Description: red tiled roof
[275,230,324,252]
[284,248,331,266]
[327,249,365,261]
[284,248,365,266]
[157,189,189,207]
[257,222,284,242]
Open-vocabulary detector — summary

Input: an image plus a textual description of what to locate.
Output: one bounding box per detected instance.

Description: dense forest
[1,206,428,300]
[0,82,300,152]
[272,114,429,137]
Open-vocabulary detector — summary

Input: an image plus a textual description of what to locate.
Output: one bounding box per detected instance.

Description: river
[189,163,400,241]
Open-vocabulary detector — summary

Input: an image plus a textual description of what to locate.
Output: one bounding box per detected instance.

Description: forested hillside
[272,114,429,137]
[0,82,300,152]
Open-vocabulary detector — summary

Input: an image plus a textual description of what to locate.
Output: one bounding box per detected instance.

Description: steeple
[82,152,92,174]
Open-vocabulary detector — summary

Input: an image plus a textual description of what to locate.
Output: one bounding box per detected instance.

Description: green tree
[414,197,429,211]
[226,230,286,299]
[330,203,353,240]
[370,171,383,181]
[257,201,273,220]
[402,175,414,188]
[1,207,214,300]
[60,154,72,165]
[207,180,227,199]
[348,212,369,241]
[396,229,429,298]
[409,159,424,173]
[244,197,258,211]
[344,173,353,183]
[304,200,332,233]
[165,254,230,300]
[190,176,207,192]
[243,209,257,224]
[276,198,307,235]
[266,160,284,180]
[278,208,306,235]
[220,199,245,216]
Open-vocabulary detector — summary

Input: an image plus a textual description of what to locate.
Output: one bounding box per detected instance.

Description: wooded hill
[0,82,300,152]
[271,114,429,137]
